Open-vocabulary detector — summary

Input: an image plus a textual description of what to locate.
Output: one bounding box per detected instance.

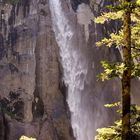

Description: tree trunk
[122,1,132,140]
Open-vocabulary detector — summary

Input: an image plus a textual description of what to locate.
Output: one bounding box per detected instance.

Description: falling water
[49,0,112,140]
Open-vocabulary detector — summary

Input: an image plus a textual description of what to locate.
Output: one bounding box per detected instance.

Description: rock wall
[0,0,139,140]
[0,0,74,140]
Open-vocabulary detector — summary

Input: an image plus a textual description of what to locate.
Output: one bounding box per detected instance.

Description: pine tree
[122,0,131,138]
[94,0,140,139]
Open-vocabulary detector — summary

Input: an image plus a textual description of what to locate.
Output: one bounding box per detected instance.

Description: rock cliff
[0,0,74,140]
[0,0,139,140]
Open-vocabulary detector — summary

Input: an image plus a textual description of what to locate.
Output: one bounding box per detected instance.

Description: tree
[95,104,140,140]
[95,0,140,139]
[122,0,131,138]
[20,136,36,140]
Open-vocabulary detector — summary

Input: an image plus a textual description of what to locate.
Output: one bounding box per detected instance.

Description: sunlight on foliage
[95,105,140,140]
[94,0,140,139]
[95,11,123,24]
[98,61,127,81]
[95,127,120,140]
[137,0,140,5]
[96,31,123,48]
[104,102,121,108]
[20,136,36,140]
[95,0,140,81]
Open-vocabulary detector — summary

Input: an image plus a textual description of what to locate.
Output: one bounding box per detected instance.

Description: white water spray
[49,0,108,140]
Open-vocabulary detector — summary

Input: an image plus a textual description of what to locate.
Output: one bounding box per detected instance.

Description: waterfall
[49,0,110,140]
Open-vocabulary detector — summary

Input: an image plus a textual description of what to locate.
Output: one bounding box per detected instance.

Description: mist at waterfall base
[49,0,119,140]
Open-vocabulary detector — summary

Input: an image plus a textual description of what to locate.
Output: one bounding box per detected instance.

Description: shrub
[20,136,36,140]
[95,104,140,140]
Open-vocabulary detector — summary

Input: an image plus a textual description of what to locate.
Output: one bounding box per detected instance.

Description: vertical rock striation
[0,0,139,140]
[0,0,74,140]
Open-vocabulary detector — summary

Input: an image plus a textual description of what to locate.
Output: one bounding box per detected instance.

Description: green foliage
[95,105,140,140]
[99,61,140,80]
[137,0,140,5]
[20,136,36,140]
[95,0,140,139]
[104,102,120,108]
[95,11,123,24]
[98,61,126,81]
[106,1,140,12]
[96,31,123,48]
[95,0,140,81]
[96,127,120,140]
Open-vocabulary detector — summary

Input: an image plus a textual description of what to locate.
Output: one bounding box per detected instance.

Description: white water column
[49,0,107,140]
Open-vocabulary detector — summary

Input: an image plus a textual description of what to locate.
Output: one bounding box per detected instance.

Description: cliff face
[0,0,139,140]
[0,0,74,140]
